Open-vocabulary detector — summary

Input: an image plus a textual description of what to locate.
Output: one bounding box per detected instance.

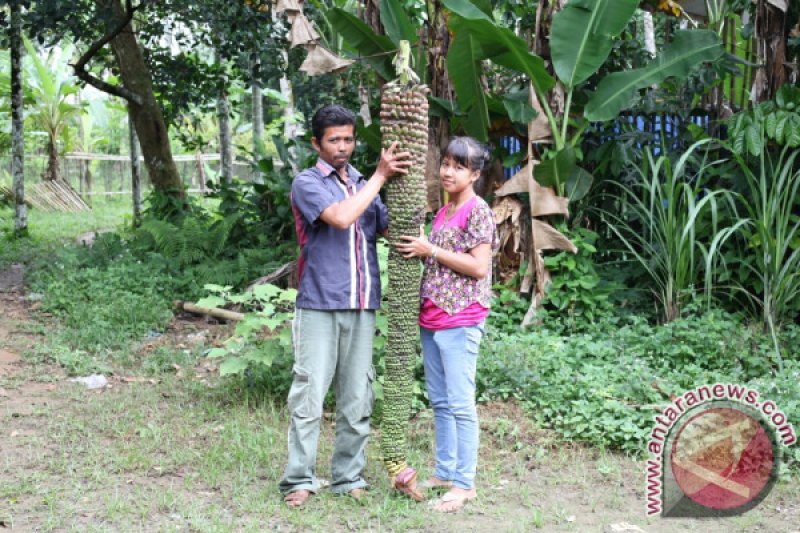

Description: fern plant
[134,213,240,269]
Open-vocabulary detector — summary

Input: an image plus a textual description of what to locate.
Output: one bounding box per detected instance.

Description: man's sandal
[391,467,426,502]
[284,489,313,508]
[430,489,477,513]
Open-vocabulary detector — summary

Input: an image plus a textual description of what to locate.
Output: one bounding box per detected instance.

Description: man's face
[312,125,356,170]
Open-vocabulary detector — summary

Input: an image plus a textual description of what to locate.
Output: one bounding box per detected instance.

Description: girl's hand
[395,226,433,259]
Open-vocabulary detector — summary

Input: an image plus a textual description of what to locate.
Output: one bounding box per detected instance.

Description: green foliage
[203,283,297,376]
[550,0,639,90]
[601,140,745,322]
[136,150,299,288]
[209,135,308,251]
[728,84,800,155]
[141,188,198,222]
[26,245,180,356]
[379,0,417,46]
[487,283,531,333]
[443,1,554,141]
[726,143,800,359]
[584,30,724,122]
[326,8,396,80]
[541,227,615,324]
[478,307,800,456]
[133,213,287,288]
[22,37,83,179]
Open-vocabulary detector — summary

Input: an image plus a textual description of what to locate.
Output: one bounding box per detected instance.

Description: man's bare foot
[392,467,426,502]
[284,489,312,508]
[431,487,477,513]
[348,488,366,501]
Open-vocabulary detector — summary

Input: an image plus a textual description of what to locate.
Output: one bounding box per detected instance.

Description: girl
[396,137,497,512]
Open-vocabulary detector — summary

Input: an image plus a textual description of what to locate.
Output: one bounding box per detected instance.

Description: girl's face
[439,155,480,196]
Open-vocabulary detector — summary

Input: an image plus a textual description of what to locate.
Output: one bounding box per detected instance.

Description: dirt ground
[1,265,798,532]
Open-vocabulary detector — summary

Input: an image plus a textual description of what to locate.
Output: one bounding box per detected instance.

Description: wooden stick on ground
[175,301,244,322]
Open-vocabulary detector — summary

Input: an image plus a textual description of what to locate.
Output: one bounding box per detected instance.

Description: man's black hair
[311,105,357,141]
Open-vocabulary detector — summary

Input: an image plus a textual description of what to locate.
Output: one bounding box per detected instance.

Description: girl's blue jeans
[420,323,484,490]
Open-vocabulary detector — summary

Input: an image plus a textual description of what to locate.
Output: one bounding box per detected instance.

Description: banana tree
[22,38,83,183]
[444,0,724,200]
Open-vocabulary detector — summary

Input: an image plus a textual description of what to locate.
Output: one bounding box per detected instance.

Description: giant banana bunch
[379,42,429,479]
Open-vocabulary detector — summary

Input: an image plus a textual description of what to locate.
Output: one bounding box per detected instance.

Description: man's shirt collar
[315,158,363,183]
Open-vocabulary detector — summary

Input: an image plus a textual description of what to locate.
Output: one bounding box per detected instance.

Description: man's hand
[374,141,412,181]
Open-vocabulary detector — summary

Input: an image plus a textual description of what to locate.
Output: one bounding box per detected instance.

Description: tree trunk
[102,0,184,197]
[279,74,298,139]
[217,90,233,184]
[129,107,142,225]
[363,0,383,36]
[216,51,233,184]
[85,167,93,206]
[252,59,264,156]
[754,0,789,101]
[423,1,452,211]
[77,91,88,199]
[44,138,60,181]
[196,150,207,193]
[10,1,27,235]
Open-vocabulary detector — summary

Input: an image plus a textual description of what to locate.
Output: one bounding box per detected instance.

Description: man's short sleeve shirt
[291,159,388,310]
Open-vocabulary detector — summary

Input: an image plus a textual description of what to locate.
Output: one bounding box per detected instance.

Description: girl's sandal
[391,467,426,502]
[430,490,477,513]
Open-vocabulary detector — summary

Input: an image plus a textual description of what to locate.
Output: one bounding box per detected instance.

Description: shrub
[478,307,798,457]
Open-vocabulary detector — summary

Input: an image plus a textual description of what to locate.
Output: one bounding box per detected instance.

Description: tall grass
[601,139,744,322]
[729,144,800,366]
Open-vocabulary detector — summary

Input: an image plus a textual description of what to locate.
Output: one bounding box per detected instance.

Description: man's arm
[319,142,411,230]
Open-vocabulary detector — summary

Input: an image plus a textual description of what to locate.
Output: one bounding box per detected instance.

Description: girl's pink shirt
[418,196,497,330]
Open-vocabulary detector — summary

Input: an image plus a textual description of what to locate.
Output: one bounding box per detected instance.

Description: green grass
[0,195,132,267]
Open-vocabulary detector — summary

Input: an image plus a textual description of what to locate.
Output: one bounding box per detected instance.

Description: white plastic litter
[69,374,108,390]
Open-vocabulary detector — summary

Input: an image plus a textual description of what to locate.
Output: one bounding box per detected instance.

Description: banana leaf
[550,0,639,89]
[380,0,417,46]
[441,0,493,21]
[566,166,593,202]
[535,146,576,190]
[447,31,490,142]
[585,30,723,122]
[327,8,395,80]
[446,9,554,91]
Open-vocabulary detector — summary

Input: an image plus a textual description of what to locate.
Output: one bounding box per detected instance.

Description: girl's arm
[395,227,491,280]
[430,241,491,279]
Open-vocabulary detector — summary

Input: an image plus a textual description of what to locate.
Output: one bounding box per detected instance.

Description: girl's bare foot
[432,487,477,513]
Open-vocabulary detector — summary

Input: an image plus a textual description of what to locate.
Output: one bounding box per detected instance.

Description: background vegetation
[1,5,798,528]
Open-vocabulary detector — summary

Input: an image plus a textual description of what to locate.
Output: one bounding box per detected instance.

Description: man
[280,105,411,507]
